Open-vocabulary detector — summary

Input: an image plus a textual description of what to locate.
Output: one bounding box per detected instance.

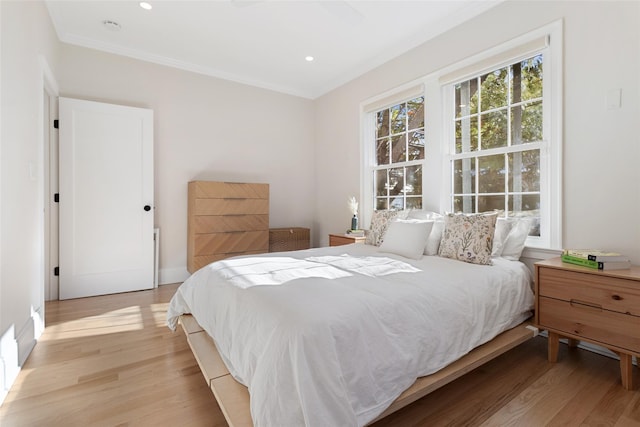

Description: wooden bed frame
[179,313,538,426]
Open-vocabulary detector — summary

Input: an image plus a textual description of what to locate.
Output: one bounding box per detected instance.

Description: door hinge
[54,193,59,203]
[54,267,59,276]
[53,119,59,129]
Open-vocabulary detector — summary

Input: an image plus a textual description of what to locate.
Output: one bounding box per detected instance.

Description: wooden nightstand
[329,233,366,247]
[534,257,640,390]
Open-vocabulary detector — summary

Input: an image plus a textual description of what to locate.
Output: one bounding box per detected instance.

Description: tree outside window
[374,97,425,210]
[452,54,543,235]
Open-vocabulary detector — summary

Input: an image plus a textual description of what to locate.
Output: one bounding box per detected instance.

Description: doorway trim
[40,55,59,304]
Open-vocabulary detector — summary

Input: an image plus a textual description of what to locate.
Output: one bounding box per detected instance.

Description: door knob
[144,205,151,211]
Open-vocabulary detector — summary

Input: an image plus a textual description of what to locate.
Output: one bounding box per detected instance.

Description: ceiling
[45,0,502,99]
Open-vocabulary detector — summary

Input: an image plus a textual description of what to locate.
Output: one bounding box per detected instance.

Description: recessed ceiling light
[140,2,152,10]
[102,20,122,31]
[305,56,314,62]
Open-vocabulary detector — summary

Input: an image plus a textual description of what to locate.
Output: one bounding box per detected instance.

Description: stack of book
[346,229,365,237]
[561,249,632,270]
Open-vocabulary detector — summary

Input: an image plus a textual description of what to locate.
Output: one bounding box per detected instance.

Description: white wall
[314,0,640,264]
[57,44,316,284]
[0,0,60,400]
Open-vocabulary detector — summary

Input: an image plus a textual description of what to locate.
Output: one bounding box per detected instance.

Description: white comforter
[167,244,533,427]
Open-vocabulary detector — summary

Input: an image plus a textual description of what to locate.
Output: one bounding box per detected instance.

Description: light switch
[606,88,622,110]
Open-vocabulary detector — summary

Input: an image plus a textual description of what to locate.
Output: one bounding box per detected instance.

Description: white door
[58,97,154,300]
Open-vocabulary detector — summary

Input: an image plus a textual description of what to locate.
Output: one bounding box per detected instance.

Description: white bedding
[167,244,534,427]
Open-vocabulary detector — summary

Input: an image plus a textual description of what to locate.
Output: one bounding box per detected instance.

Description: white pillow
[492,218,514,257]
[424,220,444,255]
[365,210,409,246]
[407,210,442,221]
[500,218,533,260]
[378,219,433,260]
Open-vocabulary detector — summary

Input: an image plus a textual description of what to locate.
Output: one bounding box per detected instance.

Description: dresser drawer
[194,231,269,256]
[538,267,640,316]
[538,296,640,354]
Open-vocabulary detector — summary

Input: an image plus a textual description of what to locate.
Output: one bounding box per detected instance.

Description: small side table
[329,233,366,247]
[535,257,640,390]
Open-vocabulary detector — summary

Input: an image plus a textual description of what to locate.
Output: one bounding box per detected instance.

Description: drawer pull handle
[569,299,602,310]
[611,294,622,301]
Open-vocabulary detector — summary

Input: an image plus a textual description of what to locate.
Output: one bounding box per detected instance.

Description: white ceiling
[45,0,502,99]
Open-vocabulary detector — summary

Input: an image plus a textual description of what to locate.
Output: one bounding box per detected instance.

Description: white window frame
[360,83,427,228]
[439,21,563,250]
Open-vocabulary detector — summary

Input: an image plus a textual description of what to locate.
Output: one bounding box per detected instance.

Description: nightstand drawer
[329,234,366,247]
[538,296,640,354]
[538,268,640,316]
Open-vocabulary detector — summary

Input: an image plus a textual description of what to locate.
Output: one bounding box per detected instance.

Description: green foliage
[375,97,425,209]
[451,54,543,223]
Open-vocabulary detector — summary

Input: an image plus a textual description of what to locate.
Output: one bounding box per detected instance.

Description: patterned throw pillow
[438,212,498,265]
[365,210,409,246]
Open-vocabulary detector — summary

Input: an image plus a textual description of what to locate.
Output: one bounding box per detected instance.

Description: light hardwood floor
[1,284,639,426]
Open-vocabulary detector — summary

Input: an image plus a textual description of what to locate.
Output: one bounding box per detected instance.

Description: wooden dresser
[187,181,269,273]
[535,257,640,389]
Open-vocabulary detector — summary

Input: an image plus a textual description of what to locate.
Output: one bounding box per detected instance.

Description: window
[450,54,543,235]
[442,23,562,249]
[372,96,425,210]
[361,22,561,249]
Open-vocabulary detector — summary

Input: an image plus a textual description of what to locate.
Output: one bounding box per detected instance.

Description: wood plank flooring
[1,284,638,426]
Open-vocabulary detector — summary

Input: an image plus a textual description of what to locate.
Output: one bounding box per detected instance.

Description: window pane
[512,101,542,144]
[388,167,404,196]
[510,209,539,237]
[455,79,478,118]
[376,110,389,138]
[453,158,476,194]
[453,195,476,213]
[390,104,406,135]
[478,195,505,212]
[480,110,507,149]
[371,96,424,219]
[478,154,505,193]
[407,97,424,130]
[512,55,543,103]
[508,150,540,192]
[406,165,422,195]
[480,67,508,111]
[509,193,539,212]
[390,197,405,210]
[376,198,388,210]
[375,169,388,197]
[391,135,406,163]
[508,194,540,236]
[408,130,424,160]
[406,197,422,209]
[455,116,478,153]
[376,138,390,165]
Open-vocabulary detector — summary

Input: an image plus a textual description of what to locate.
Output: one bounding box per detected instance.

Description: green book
[563,249,629,262]
[561,254,598,269]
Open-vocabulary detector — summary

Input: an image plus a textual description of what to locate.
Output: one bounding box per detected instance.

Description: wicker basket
[269,227,310,252]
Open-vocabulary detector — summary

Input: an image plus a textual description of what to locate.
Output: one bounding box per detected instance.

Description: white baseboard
[0,325,18,406]
[0,359,6,404]
[159,267,190,285]
[0,306,44,406]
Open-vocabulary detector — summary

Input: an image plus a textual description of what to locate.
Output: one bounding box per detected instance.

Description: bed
[167,240,536,426]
